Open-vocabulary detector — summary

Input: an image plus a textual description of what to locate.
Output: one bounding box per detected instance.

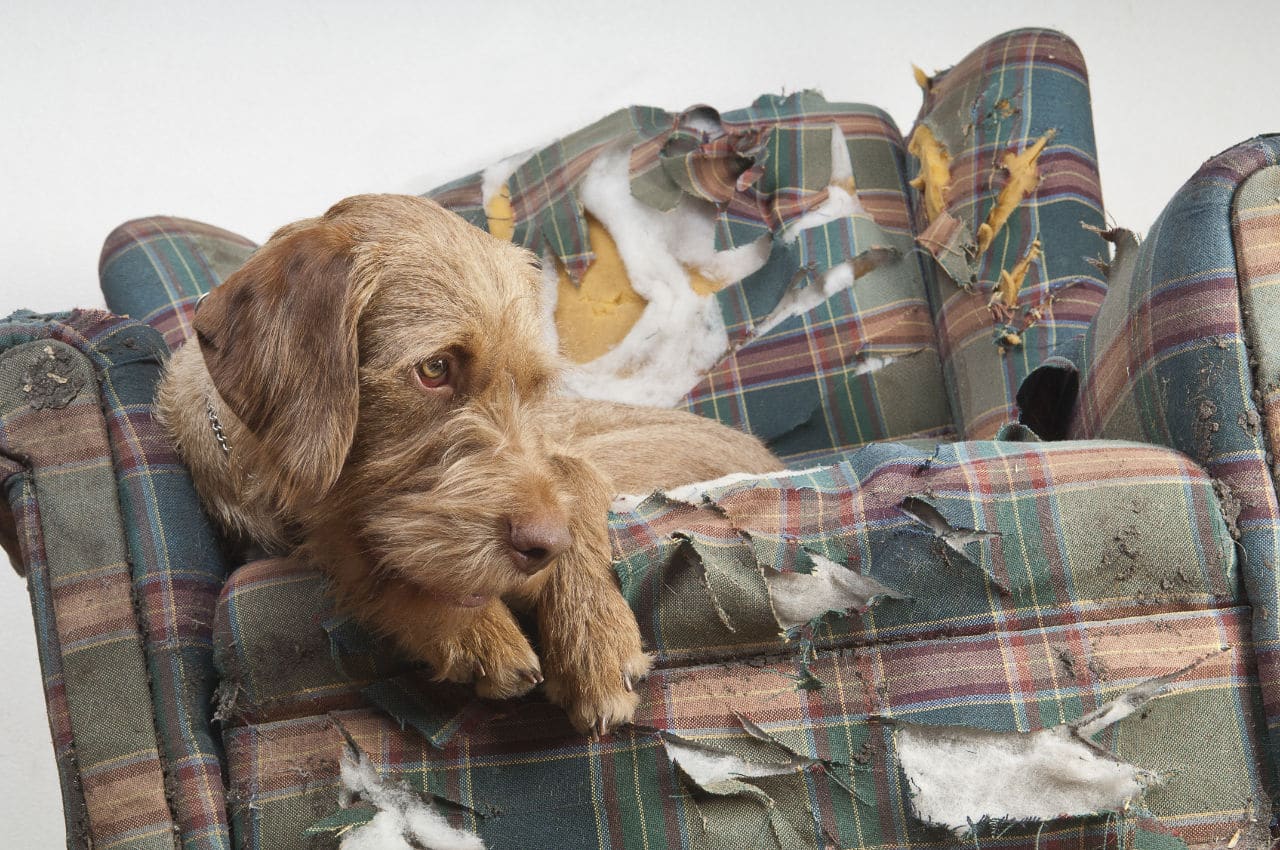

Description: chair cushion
[212,439,1264,849]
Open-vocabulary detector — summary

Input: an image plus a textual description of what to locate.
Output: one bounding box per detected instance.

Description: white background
[2,1,1276,845]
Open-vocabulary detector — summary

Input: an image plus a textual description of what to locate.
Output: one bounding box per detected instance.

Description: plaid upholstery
[908,29,1109,439]
[678,100,954,464]
[1019,135,1280,791]
[0,310,233,850]
[1233,161,1280,494]
[213,440,1263,849]
[1,26,1273,850]
[427,94,957,464]
[100,216,257,350]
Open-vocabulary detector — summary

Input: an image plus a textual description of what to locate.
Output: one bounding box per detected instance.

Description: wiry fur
[158,194,783,734]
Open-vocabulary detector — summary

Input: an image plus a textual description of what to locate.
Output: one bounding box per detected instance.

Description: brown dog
[158,194,783,734]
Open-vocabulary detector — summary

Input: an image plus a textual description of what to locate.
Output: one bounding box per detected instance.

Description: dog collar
[206,397,232,457]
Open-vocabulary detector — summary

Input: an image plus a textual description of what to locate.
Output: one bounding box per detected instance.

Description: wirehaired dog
[158,194,783,734]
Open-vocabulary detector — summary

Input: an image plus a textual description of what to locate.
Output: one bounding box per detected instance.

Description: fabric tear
[557,143,761,406]
[915,209,978,289]
[765,551,905,629]
[898,496,1000,557]
[895,655,1220,835]
[661,713,851,798]
[989,236,1042,312]
[331,747,485,850]
[975,131,1055,254]
[907,124,951,223]
[663,734,806,791]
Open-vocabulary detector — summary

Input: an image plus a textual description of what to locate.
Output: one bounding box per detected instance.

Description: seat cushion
[212,439,1266,849]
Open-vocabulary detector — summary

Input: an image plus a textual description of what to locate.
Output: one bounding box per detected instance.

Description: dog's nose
[507,515,572,574]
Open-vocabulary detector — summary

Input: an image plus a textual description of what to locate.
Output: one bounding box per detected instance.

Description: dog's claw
[599,717,608,737]
[475,661,486,680]
[524,671,542,685]
[623,674,633,693]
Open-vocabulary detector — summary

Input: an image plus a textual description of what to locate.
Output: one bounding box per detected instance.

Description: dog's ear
[193,220,373,514]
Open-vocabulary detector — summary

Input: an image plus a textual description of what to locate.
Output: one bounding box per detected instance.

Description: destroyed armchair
[3,27,1278,850]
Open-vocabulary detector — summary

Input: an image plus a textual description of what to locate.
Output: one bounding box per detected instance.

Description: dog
[158,194,784,734]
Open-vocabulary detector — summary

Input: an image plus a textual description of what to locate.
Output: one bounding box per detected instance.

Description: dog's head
[193,194,575,599]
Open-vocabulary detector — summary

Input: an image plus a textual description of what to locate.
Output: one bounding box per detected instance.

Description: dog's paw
[543,607,652,737]
[424,610,543,699]
[473,640,544,700]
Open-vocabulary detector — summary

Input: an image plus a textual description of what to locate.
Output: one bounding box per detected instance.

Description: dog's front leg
[536,456,652,736]
[384,594,544,700]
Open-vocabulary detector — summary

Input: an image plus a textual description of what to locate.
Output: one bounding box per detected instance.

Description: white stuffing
[893,670,1192,834]
[537,249,561,351]
[766,551,904,628]
[479,149,534,210]
[896,722,1152,834]
[558,142,768,407]
[338,750,484,850]
[609,467,831,513]
[494,123,875,407]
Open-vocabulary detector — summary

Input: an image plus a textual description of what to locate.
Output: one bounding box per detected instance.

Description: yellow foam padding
[990,237,1042,309]
[912,64,932,92]
[907,125,951,223]
[487,185,644,363]
[486,184,732,363]
[975,130,1055,254]
[486,184,516,241]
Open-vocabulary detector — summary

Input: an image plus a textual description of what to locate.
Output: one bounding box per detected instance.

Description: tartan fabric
[1018,136,1280,789]
[428,95,957,463]
[3,462,90,845]
[1233,162,1280,495]
[907,29,1109,439]
[0,313,178,849]
[0,310,234,850]
[100,216,257,351]
[212,439,1263,849]
[506,106,672,282]
[681,100,955,463]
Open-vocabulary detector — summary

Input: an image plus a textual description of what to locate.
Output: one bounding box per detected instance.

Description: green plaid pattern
[680,101,956,463]
[507,106,672,282]
[908,29,1109,439]
[1233,162,1280,494]
[213,439,1261,849]
[1020,135,1280,790]
[100,217,257,351]
[427,94,958,462]
[1,310,234,850]
[2,315,178,849]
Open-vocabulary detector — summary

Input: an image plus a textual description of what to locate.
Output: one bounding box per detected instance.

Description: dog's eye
[415,356,451,389]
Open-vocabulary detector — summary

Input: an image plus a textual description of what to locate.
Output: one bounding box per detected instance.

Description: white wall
[2,1,1276,845]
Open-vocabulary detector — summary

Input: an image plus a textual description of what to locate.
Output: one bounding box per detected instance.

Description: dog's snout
[507,515,571,574]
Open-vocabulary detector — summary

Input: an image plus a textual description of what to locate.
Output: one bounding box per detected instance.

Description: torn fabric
[765,551,904,630]
[330,749,484,850]
[894,657,1218,835]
